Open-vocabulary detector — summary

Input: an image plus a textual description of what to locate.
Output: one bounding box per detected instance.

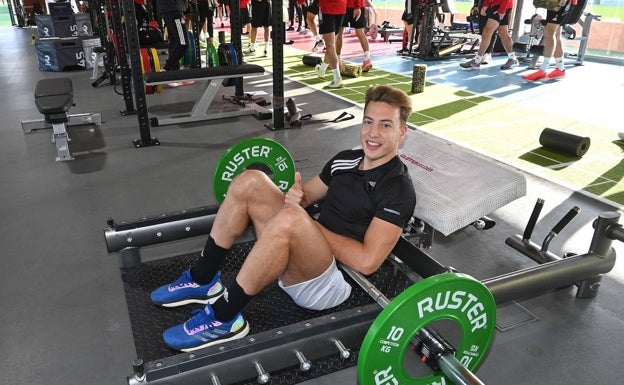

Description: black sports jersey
[317,149,416,242]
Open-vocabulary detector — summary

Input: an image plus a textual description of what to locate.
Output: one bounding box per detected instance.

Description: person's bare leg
[236,204,335,294]
[323,32,338,69]
[355,27,369,52]
[497,24,513,53]
[210,170,285,248]
[478,18,499,56]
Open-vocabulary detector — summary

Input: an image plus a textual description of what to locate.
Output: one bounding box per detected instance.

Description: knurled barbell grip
[339,263,485,385]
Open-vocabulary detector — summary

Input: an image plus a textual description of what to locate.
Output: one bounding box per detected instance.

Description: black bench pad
[143,64,265,85]
[35,78,73,98]
[35,94,73,115]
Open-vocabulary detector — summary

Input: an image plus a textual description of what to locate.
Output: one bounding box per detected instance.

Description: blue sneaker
[150,270,225,307]
[163,305,250,351]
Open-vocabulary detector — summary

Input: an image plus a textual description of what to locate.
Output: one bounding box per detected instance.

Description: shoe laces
[184,307,222,335]
[169,270,198,291]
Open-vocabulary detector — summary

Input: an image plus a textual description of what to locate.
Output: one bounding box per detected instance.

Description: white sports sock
[540,57,551,72]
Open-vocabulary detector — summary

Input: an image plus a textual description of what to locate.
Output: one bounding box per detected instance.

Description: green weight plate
[213,138,296,203]
[206,42,219,67]
[357,273,496,385]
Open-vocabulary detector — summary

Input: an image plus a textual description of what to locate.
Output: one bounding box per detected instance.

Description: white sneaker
[618,132,624,141]
[243,47,256,55]
[500,58,519,70]
[315,64,326,78]
[481,53,492,64]
[311,39,325,52]
[326,79,344,89]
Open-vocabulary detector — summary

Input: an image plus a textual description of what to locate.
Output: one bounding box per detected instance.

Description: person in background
[157,0,189,71]
[522,0,576,81]
[244,0,271,55]
[335,0,373,72]
[459,0,518,70]
[306,0,325,52]
[198,0,217,43]
[314,0,347,88]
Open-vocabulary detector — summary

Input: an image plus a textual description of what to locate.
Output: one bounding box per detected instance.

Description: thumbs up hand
[285,172,305,206]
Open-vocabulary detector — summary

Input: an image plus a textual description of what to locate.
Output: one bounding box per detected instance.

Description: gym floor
[1,23,623,385]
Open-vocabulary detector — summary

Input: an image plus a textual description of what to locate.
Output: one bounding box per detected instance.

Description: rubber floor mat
[121,241,415,364]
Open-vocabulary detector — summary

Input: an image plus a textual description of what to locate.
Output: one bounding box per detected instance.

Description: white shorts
[278,258,352,311]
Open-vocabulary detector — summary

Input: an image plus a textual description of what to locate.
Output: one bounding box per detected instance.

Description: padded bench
[143,64,272,126]
[401,131,526,247]
[22,77,102,161]
[379,28,405,42]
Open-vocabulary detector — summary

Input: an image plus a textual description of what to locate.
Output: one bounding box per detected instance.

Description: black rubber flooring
[121,241,415,382]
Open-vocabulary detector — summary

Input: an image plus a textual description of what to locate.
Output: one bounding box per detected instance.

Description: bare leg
[323,32,338,69]
[355,27,369,52]
[210,170,284,248]
[237,204,335,294]
[336,27,344,57]
[307,12,318,37]
[478,18,500,56]
[210,170,334,295]
[496,24,514,54]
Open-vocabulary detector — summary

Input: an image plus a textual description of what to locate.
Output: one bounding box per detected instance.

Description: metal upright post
[121,0,159,147]
[110,0,135,115]
[269,0,285,130]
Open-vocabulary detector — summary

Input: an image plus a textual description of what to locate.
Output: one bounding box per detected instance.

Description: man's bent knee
[230,170,279,193]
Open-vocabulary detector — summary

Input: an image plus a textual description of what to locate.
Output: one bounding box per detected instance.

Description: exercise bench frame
[143,64,272,127]
[21,77,102,162]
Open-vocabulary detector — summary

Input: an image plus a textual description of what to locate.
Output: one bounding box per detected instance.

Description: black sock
[190,236,229,284]
[211,279,252,322]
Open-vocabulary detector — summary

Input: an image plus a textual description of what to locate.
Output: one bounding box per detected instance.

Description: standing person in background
[287,0,303,31]
[522,0,576,80]
[157,0,189,71]
[239,0,251,35]
[244,0,272,55]
[306,0,325,52]
[396,0,419,55]
[336,0,373,72]
[314,0,347,88]
[467,0,496,64]
[198,0,217,43]
[216,0,230,28]
[459,0,518,70]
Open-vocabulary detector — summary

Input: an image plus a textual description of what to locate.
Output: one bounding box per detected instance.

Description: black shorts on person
[342,7,367,29]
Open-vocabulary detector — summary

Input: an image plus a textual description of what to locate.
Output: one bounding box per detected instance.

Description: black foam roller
[539,128,591,157]
[302,54,322,67]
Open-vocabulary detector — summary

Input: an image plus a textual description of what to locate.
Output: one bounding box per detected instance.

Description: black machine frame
[104,201,620,384]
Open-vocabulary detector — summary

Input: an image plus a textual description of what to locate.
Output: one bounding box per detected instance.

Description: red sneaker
[522,69,547,81]
[362,59,373,72]
[546,68,566,79]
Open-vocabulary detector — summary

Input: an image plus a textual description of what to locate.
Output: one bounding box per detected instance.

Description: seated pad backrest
[34,78,74,99]
[35,94,73,115]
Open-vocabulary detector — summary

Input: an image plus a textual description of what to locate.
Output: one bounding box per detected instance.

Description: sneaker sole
[157,290,225,308]
[500,63,519,70]
[522,75,546,81]
[179,320,251,352]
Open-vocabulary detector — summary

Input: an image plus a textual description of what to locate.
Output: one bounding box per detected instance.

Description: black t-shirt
[317,149,416,242]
